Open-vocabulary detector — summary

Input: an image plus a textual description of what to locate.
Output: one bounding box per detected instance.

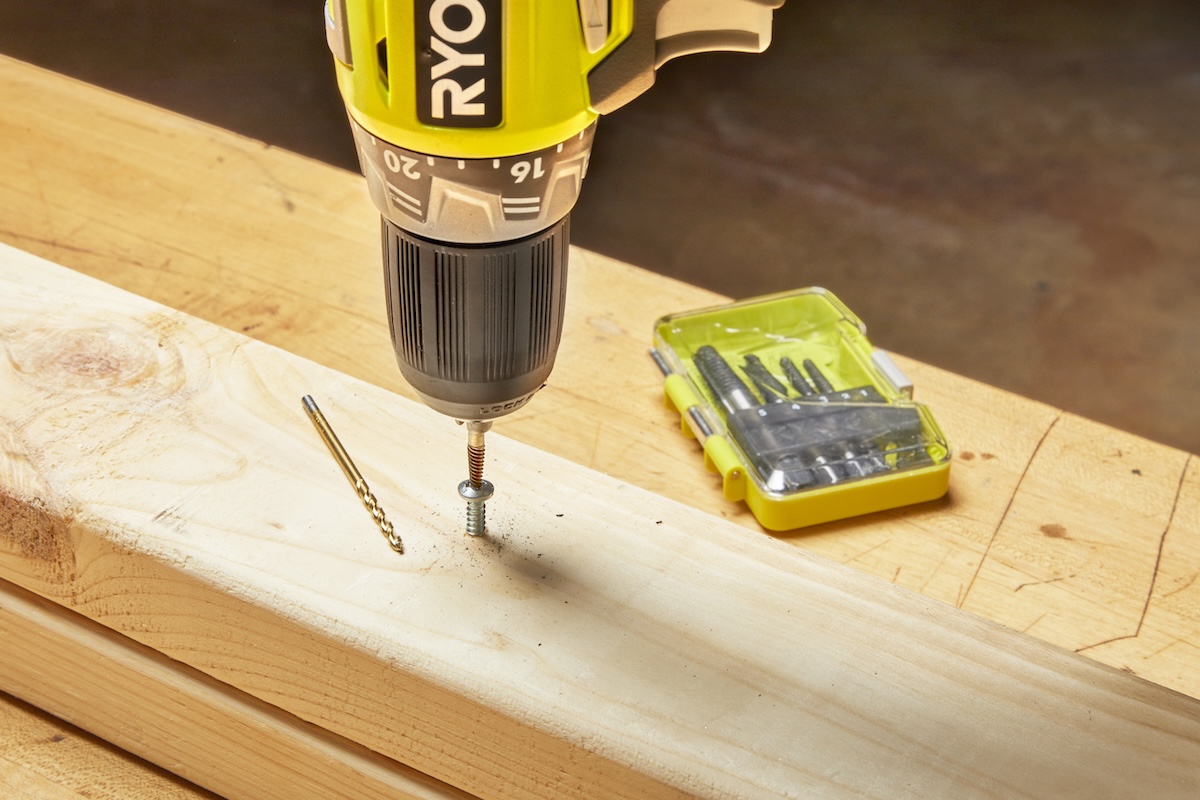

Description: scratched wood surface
[0,55,1198,795]
[4,244,1200,799]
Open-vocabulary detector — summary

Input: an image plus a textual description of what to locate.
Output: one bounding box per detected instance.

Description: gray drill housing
[352,120,596,420]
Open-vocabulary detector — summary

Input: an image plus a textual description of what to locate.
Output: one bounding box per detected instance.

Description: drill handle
[588,0,785,115]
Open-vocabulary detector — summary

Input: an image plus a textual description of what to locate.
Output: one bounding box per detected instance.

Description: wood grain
[0,688,211,800]
[0,578,470,800]
[2,55,1200,795]
[2,60,1195,694]
[4,244,1200,798]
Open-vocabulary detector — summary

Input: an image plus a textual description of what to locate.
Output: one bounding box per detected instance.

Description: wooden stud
[3,244,1200,798]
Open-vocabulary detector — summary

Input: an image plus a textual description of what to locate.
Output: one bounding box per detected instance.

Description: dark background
[2,0,1198,452]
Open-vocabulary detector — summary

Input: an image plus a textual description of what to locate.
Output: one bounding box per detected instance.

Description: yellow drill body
[324,0,781,529]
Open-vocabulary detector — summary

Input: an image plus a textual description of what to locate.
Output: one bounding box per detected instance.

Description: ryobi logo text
[415,0,502,127]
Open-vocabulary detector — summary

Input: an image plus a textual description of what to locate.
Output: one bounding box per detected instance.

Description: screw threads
[802,358,836,394]
[694,345,745,395]
[465,499,486,536]
[468,442,486,488]
[693,345,759,413]
[780,356,816,397]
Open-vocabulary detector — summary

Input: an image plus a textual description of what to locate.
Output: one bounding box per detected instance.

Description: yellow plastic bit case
[652,288,951,531]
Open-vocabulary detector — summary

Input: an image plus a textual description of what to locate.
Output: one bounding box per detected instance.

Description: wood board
[2,56,1198,715]
[3,244,1200,798]
[0,579,467,800]
[0,682,212,800]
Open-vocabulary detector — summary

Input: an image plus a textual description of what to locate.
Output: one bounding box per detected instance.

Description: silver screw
[457,479,494,536]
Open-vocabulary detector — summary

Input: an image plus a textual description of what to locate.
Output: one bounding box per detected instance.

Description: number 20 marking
[383,150,421,179]
[510,157,545,183]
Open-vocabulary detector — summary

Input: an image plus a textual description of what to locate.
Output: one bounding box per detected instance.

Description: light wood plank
[0,578,471,800]
[4,244,1200,798]
[4,55,1200,795]
[0,760,93,800]
[3,58,1196,697]
[1071,455,1200,687]
[960,415,1190,649]
[2,58,1197,709]
[0,690,210,800]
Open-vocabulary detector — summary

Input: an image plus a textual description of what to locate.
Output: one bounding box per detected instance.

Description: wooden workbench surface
[1,55,1197,797]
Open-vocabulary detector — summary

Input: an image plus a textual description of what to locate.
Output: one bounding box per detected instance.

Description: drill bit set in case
[652,288,951,530]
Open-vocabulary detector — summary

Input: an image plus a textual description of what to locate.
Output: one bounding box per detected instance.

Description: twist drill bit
[302,395,403,554]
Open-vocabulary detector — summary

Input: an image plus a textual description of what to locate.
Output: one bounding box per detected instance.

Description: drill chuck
[382,216,570,421]
[351,120,592,422]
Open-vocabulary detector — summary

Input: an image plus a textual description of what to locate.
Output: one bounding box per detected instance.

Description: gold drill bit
[302,395,403,554]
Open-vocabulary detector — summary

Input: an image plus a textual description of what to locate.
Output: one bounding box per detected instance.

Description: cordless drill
[325,0,783,530]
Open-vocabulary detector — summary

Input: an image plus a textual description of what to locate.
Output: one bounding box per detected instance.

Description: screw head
[457,479,494,503]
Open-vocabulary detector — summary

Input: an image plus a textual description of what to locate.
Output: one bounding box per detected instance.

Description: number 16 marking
[511,157,545,184]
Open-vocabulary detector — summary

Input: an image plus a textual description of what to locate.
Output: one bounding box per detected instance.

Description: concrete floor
[1,1,1197,452]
